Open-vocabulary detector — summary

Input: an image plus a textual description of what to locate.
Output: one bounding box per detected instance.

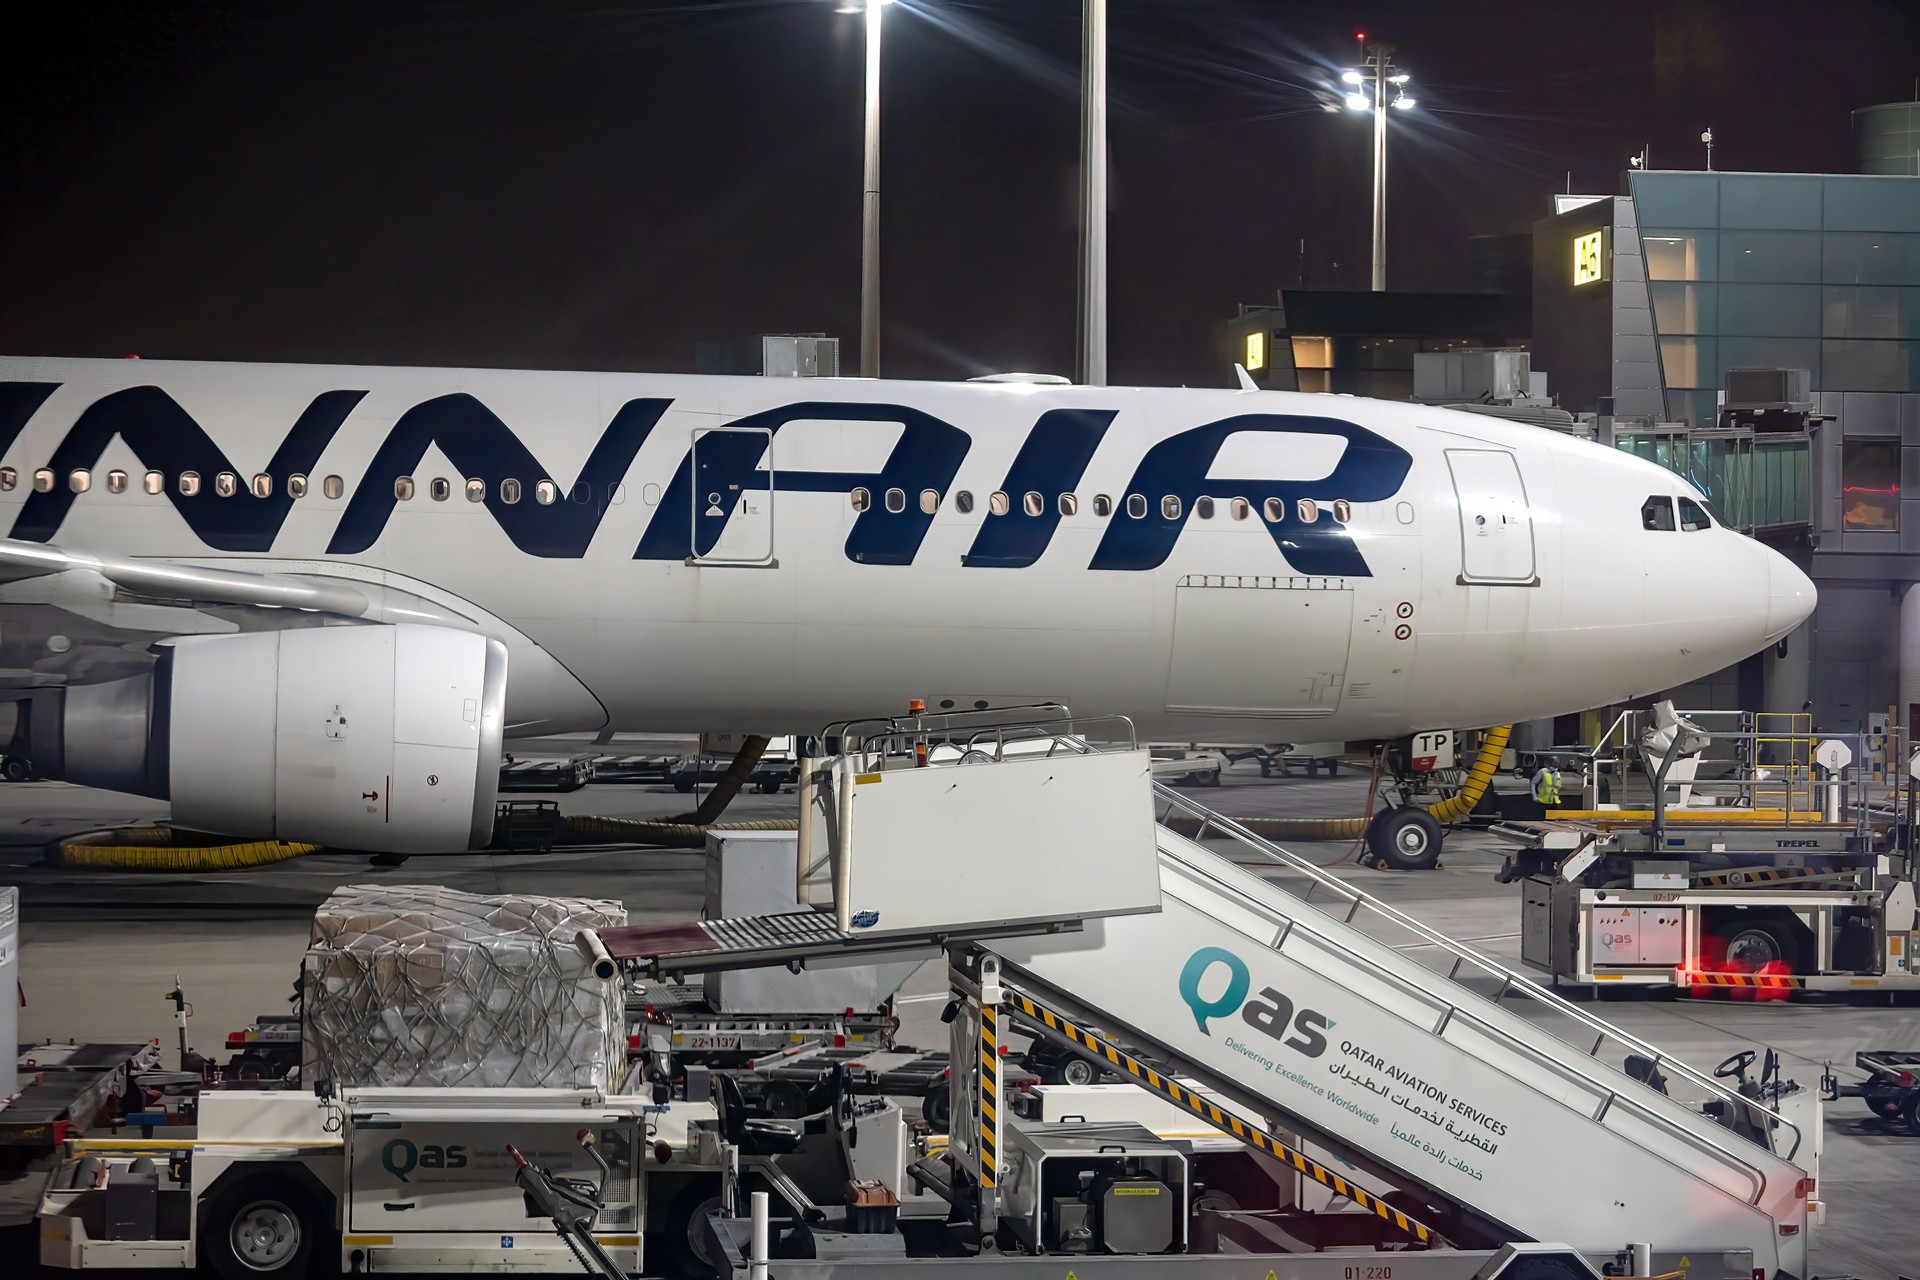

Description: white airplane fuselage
[0,357,1814,745]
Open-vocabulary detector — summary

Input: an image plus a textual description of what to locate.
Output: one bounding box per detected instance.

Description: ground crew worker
[1531,762,1562,809]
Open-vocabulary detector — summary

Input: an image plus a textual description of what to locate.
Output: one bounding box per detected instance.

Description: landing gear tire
[1366,808,1442,872]
[202,1176,321,1280]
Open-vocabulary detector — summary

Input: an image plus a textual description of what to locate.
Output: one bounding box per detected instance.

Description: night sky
[3,0,1916,388]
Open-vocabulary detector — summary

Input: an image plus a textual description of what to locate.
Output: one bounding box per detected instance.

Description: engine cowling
[56,624,507,853]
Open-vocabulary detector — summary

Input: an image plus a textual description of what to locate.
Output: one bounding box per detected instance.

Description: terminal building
[1230,105,1920,739]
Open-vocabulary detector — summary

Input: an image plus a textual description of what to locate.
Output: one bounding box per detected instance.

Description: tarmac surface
[0,755,1913,1278]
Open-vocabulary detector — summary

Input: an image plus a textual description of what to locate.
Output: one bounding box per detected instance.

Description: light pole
[1701,128,1714,172]
[1076,0,1107,387]
[858,0,885,377]
[1341,42,1413,292]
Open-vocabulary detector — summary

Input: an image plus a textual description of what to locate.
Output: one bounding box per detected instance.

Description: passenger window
[1263,497,1284,522]
[107,470,127,494]
[1126,493,1148,519]
[1059,493,1077,517]
[252,473,273,499]
[424,477,447,502]
[68,469,90,494]
[851,487,870,512]
[1093,494,1113,517]
[1022,491,1044,517]
[144,471,163,495]
[571,481,591,505]
[323,474,344,500]
[214,471,237,498]
[394,477,415,501]
[920,489,939,514]
[178,471,200,497]
[885,487,906,514]
[990,491,1011,516]
[288,474,309,499]
[1678,497,1711,532]
[1160,496,1180,520]
[1195,496,1215,520]
[465,478,486,502]
[1641,495,1675,531]
[0,468,16,492]
[1297,498,1318,523]
[535,479,558,505]
[501,478,522,505]
[1333,500,1352,524]
[33,469,53,493]
[1231,497,1250,521]
[955,490,975,514]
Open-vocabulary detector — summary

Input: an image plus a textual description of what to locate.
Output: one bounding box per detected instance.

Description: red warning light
[1356,31,1366,41]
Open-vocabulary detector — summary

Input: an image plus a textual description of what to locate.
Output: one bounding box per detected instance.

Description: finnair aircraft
[0,356,1812,854]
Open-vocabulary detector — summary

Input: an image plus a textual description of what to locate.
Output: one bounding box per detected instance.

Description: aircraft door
[1166,579,1352,716]
[690,427,774,564]
[1446,449,1536,585]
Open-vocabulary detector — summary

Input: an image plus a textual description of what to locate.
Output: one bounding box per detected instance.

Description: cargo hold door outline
[1166,577,1352,718]
[1445,448,1537,586]
[690,427,775,566]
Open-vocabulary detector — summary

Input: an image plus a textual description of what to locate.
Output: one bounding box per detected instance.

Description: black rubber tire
[756,779,780,794]
[2,758,30,782]
[1903,1090,1920,1132]
[1366,808,1443,872]
[762,1079,810,1119]
[1711,913,1801,973]
[228,1054,274,1083]
[1868,1093,1904,1119]
[201,1175,320,1280]
[1061,1057,1097,1087]
[922,1081,950,1133]
[1203,768,1222,787]
[674,776,696,794]
[663,1180,726,1278]
[1325,760,1339,777]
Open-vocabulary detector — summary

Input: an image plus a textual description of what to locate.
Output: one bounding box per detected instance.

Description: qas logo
[381,1138,467,1183]
[1178,946,1332,1058]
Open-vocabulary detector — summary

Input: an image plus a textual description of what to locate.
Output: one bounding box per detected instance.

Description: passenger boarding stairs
[593,718,1810,1277]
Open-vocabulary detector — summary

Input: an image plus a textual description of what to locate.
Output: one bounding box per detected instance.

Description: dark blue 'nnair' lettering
[1091,414,1412,575]
[634,402,969,566]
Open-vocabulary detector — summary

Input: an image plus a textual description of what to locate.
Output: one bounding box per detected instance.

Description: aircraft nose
[1765,549,1816,643]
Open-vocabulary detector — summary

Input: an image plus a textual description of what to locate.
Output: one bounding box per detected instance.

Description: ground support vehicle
[500,755,594,792]
[586,708,1817,1280]
[1822,1049,1920,1129]
[588,755,684,784]
[2,1042,158,1154]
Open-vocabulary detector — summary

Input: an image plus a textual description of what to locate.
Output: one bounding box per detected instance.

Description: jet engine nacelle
[58,624,508,853]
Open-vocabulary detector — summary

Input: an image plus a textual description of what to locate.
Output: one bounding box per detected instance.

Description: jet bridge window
[954,490,974,514]
[535,480,558,505]
[288,474,309,499]
[1262,497,1284,523]
[1022,491,1043,516]
[429,477,450,502]
[252,474,273,499]
[465,478,485,502]
[68,469,89,494]
[1195,496,1215,520]
[1678,497,1711,531]
[177,472,200,497]
[0,468,15,492]
[1093,494,1113,517]
[500,478,522,505]
[106,470,127,494]
[144,471,163,495]
[394,477,415,501]
[1641,495,1676,531]
[33,469,53,493]
[885,487,906,514]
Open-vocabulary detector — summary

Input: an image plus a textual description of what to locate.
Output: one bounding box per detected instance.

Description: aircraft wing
[0,537,372,617]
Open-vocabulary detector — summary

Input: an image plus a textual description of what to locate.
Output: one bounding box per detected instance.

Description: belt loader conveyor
[592,714,1814,1280]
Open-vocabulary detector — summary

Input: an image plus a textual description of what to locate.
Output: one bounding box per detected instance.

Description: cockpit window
[1678,497,1711,532]
[1641,495,1675,531]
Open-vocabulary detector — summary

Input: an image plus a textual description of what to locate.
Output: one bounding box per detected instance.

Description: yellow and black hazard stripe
[979,1004,999,1190]
[1685,969,1803,990]
[1692,865,1853,888]
[1007,993,1439,1247]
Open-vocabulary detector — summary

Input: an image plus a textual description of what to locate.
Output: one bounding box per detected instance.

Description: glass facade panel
[1823,176,1920,233]
[1720,336,1819,374]
[1649,282,1716,334]
[1665,389,1719,426]
[1659,336,1716,389]
[1822,286,1918,339]
[1822,339,1917,392]
[1717,284,1820,336]
[1643,231,1716,281]
[1842,438,1900,530]
[1823,232,1920,285]
[1720,231,1822,283]
[1720,175,1821,230]
[1631,173,1720,228]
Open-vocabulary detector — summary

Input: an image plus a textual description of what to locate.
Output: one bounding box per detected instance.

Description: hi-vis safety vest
[1531,767,1561,805]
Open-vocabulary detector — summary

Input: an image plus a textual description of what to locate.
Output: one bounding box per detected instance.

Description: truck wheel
[674,776,696,794]
[756,779,780,794]
[1061,1057,1096,1087]
[202,1176,320,1280]
[665,1181,726,1278]
[922,1081,950,1133]
[1866,1093,1904,1120]
[1903,1090,1920,1132]
[1708,914,1801,974]
[229,1054,274,1082]
[2,757,30,782]
[1366,808,1442,872]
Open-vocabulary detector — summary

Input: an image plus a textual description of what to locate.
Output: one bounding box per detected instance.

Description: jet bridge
[592,716,1811,1280]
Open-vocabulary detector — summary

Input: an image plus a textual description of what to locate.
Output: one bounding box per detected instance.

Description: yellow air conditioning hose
[1165,726,1511,842]
[50,826,316,872]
